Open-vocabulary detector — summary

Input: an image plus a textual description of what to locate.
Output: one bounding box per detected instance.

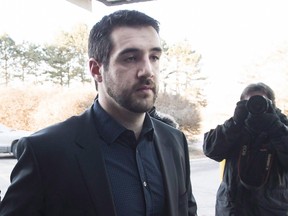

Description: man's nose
[138,57,154,78]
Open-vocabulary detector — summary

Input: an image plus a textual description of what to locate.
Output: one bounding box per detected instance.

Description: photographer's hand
[221,101,249,143]
[245,111,281,134]
[233,100,249,127]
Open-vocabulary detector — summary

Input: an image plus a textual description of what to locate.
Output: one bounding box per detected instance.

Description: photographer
[203,82,288,216]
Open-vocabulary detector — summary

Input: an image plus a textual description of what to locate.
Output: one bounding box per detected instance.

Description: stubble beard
[106,78,158,113]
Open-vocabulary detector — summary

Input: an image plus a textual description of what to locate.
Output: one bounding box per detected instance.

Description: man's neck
[98,97,145,139]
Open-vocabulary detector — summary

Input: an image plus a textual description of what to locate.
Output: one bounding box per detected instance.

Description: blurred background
[1,0,288,146]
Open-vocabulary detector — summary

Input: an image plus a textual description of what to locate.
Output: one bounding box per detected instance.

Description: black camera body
[246,95,272,115]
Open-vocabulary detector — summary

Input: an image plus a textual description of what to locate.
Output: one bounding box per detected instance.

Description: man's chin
[122,94,156,113]
[128,103,154,113]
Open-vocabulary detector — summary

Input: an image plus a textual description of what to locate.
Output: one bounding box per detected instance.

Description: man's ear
[89,58,103,82]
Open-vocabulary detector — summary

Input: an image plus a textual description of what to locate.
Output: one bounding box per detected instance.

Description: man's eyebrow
[119,48,139,55]
[119,47,162,55]
[152,47,162,52]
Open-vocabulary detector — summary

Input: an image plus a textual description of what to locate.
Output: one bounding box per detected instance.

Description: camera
[246,95,271,115]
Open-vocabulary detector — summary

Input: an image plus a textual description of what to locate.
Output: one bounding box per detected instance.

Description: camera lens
[246,95,269,115]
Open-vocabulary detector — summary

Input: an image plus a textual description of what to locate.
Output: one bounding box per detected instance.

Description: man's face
[102,26,162,113]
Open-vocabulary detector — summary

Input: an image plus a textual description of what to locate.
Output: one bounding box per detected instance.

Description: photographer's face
[243,91,268,101]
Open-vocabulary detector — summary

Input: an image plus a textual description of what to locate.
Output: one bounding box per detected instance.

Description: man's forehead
[111,26,161,48]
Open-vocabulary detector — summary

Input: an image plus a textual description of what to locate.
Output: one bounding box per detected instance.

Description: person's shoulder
[17,112,91,159]
[276,108,288,125]
[28,108,92,142]
[152,117,179,131]
[149,109,179,129]
[152,117,183,140]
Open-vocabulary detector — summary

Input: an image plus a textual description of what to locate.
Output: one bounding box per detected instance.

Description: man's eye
[151,55,160,61]
[125,56,136,62]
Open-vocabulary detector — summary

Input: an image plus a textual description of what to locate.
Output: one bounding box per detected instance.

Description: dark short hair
[88,10,160,70]
[240,82,276,105]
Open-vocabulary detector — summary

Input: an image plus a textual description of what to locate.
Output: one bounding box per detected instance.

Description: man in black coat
[0,10,197,216]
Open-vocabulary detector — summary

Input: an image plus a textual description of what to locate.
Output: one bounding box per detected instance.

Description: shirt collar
[93,100,154,145]
[93,100,126,145]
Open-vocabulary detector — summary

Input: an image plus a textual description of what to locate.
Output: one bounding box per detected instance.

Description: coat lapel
[154,126,178,216]
[74,108,117,216]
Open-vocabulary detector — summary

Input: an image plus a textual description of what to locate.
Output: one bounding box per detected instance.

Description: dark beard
[107,86,157,113]
[106,79,157,113]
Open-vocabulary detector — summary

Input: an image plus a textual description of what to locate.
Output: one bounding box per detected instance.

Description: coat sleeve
[272,136,288,170]
[187,182,197,216]
[203,117,244,162]
[268,110,288,170]
[183,133,198,216]
[0,138,44,216]
[270,126,288,170]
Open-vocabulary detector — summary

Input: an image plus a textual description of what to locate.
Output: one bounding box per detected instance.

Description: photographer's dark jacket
[0,102,197,216]
[203,111,288,216]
